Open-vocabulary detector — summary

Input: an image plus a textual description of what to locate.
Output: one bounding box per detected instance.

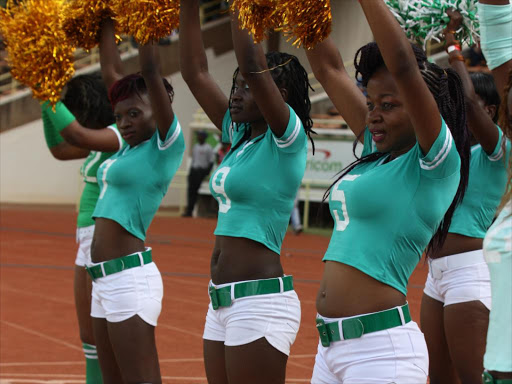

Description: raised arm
[46,18,125,152]
[445,9,500,154]
[42,102,122,152]
[138,43,174,139]
[478,0,512,94]
[60,122,122,152]
[229,4,290,137]
[42,109,90,160]
[306,36,368,142]
[179,0,229,130]
[359,0,442,154]
[48,142,91,160]
[99,18,124,90]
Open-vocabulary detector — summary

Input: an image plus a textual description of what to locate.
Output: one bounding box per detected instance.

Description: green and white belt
[209,275,294,310]
[85,249,152,281]
[316,303,411,346]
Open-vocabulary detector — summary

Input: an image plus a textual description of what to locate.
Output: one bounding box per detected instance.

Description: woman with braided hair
[41,72,122,384]
[420,8,511,384]
[179,0,314,382]
[482,67,512,384]
[477,1,512,382]
[305,0,470,382]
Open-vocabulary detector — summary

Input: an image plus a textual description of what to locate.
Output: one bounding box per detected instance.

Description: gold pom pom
[112,0,179,45]
[254,0,274,6]
[231,0,285,43]
[0,0,75,106]
[281,0,332,49]
[61,0,113,50]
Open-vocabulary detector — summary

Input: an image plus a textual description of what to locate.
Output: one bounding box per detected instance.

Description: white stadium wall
[0,120,84,205]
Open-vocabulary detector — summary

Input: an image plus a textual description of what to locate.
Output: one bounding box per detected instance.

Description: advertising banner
[305,135,362,181]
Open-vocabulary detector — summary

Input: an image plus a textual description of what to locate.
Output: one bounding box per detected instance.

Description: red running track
[0,205,428,383]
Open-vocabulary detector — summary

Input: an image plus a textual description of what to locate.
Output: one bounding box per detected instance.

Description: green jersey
[77,125,123,228]
[450,127,511,238]
[93,117,184,241]
[324,118,461,295]
[209,106,307,254]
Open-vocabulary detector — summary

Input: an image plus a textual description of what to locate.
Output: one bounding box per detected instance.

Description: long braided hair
[229,51,315,152]
[62,73,115,129]
[324,42,470,257]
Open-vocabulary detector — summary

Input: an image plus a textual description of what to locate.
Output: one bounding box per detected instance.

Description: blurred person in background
[420,9,510,384]
[477,0,512,382]
[183,130,214,217]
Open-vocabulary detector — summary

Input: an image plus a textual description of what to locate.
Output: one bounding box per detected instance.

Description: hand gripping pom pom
[384,0,480,48]
[231,0,285,43]
[281,0,332,49]
[0,0,75,106]
[111,0,180,45]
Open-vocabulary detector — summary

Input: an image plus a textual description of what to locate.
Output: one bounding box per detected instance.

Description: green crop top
[324,118,461,295]
[209,105,307,254]
[93,117,184,240]
[450,127,511,238]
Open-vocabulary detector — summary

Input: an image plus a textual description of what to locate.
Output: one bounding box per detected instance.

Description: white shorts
[203,279,301,356]
[423,249,491,310]
[90,261,163,326]
[311,316,428,384]
[75,225,95,267]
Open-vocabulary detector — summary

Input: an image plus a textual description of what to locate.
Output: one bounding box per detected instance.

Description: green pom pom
[385,0,480,48]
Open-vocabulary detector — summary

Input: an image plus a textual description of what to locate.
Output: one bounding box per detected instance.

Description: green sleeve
[41,107,64,148]
[42,101,76,132]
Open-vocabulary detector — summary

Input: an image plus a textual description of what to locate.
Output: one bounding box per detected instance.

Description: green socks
[83,343,103,384]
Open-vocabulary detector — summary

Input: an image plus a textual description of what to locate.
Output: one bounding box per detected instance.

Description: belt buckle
[341,317,364,340]
[209,285,219,310]
[316,318,331,347]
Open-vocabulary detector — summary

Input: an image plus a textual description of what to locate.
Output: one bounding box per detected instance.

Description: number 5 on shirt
[331,174,360,231]
[212,166,231,213]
